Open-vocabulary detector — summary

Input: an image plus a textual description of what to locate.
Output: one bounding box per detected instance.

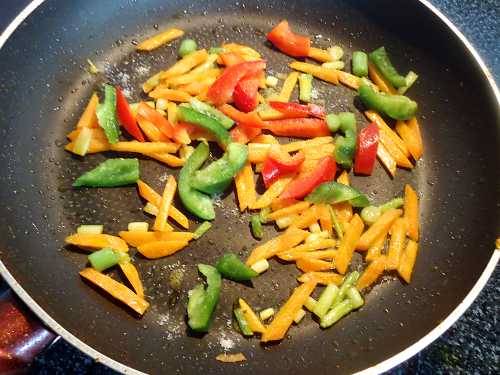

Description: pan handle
[0,287,57,374]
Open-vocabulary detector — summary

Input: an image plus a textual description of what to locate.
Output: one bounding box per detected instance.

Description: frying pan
[0,0,498,374]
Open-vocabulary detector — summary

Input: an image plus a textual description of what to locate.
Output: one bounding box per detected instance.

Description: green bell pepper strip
[190,98,234,129]
[298,73,313,102]
[358,83,418,121]
[187,264,221,332]
[177,106,231,147]
[333,112,357,169]
[234,307,253,336]
[96,84,121,144]
[250,215,263,239]
[369,47,407,88]
[73,158,139,187]
[178,142,216,220]
[215,253,258,281]
[360,197,404,225]
[191,143,248,195]
[352,51,368,77]
[193,221,212,239]
[306,182,369,208]
[88,248,129,272]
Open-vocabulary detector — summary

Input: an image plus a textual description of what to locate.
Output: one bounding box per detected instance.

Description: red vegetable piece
[280,156,337,200]
[263,118,330,138]
[269,101,326,119]
[354,122,379,175]
[233,74,260,112]
[115,87,145,142]
[136,102,174,139]
[262,148,305,188]
[267,20,311,58]
[207,60,266,106]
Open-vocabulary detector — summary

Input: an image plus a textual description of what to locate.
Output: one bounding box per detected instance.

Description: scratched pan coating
[0,0,498,374]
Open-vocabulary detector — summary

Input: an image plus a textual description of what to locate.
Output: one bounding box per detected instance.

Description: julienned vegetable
[267,20,310,57]
[298,73,313,102]
[352,51,368,77]
[73,158,139,187]
[354,122,379,175]
[216,253,258,281]
[358,83,418,120]
[189,98,234,129]
[178,142,215,220]
[177,106,231,147]
[96,84,121,144]
[191,143,248,195]
[88,248,129,272]
[193,221,212,239]
[369,47,407,88]
[115,87,145,142]
[360,197,404,225]
[250,215,263,239]
[187,264,221,332]
[331,112,357,169]
[234,307,253,336]
[306,181,369,207]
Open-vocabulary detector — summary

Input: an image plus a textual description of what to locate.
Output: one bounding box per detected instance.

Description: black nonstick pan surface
[0,0,498,374]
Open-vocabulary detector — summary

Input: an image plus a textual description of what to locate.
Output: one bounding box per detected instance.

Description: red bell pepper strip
[207,60,266,106]
[269,101,326,119]
[263,118,330,138]
[233,73,261,112]
[354,122,379,175]
[220,52,245,66]
[115,87,145,142]
[262,148,305,188]
[267,20,311,58]
[136,102,174,139]
[230,124,261,144]
[219,104,265,129]
[280,156,337,200]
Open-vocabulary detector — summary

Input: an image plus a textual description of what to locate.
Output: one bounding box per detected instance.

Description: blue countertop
[1,1,498,374]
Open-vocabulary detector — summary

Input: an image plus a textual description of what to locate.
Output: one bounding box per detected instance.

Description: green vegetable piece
[88,248,129,272]
[234,307,253,336]
[369,47,407,88]
[177,106,231,147]
[298,73,313,102]
[96,84,121,144]
[313,283,339,318]
[306,182,369,208]
[187,264,221,332]
[332,271,360,307]
[208,47,225,54]
[250,215,263,239]
[178,142,215,220]
[73,158,139,187]
[326,114,340,132]
[361,197,404,225]
[259,207,271,223]
[179,39,198,57]
[215,253,258,281]
[190,98,234,129]
[346,286,364,309]
[193,221,213,239]
[358,83,418,121]
[320,299,353,328]
[328,206,344,240]
[398,71,419,94]
[334,112,357,169]
[191,143,248,195]
[352,51,368,77]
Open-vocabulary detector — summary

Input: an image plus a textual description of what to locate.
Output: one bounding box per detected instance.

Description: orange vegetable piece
[296,258,335,273]
[356,256,387,290]
[307,47,333,63]
[267,201,311,221]
[234,163,256,211]
[335,214,365,274]
[250,177,292,210]
[153,175,177,232]
[279,249,337,262]
[386,218,408,270]
[318,204,333,234]
[145,153,185,167]
[404,184,419,241]
[368,62,397,94]
[261,281,317,342]
[136,240,189,259]
[79,268,149,315]
[288,205,320,229]
[366,231,388,262]
[395,120,422,161]
[365,110,410,158]
[397,240,419,283]
[239,298,266,333]
[297,272,344,285]
[357,209,403,251]
[65,233,128,252]
[406,117,424,159]
[118,231,193,247]
[119,262,144,298]
[76,93,99,129]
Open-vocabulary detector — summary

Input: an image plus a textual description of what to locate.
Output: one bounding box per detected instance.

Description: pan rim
[0,1,498,374]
